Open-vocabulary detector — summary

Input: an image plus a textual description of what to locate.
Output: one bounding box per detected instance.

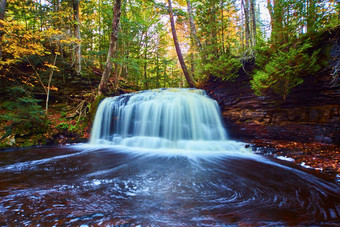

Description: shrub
[0,86,47,137]
[251,41,321,100]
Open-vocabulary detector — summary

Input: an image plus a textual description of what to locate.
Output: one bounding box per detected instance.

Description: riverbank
[246,139,340,182]
[0,104,91,150]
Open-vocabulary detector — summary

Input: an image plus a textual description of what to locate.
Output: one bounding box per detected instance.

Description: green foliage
[251,41,321,100]
[202,53,241,81]
[194,0,241,81]
[56,122,77,132]
[268,0,338,46]
[0,87,47,136]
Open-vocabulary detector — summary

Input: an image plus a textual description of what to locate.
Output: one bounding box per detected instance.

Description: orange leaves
[45,85,58,91]
[257,140,340,177]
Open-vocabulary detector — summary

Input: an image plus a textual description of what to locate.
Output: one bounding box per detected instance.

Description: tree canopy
[0,0,338,93]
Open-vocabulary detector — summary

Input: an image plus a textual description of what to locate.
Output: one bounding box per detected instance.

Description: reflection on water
[0,145,339,226]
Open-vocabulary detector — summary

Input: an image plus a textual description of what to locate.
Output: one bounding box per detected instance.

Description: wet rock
[315,135,333,143]
[331,116,339,123]
[331,107,339,115]
[309,109,320,122]
[5,135,16,146]
[204,69,340,144]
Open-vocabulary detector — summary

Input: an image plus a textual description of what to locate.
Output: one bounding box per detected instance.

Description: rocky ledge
[202,30,340,179]
[203,71,340,145]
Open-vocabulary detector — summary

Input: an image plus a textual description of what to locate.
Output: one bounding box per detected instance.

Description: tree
[195,0,241,80]
[251,41,321,101]
[186,0,202,52]
[98,0,122,95]
[0,0,6,21]
[242,0,250,48]
[241,0,256,55]
[249,0,256,47]
[168,0,196,88]
[73,0,81,75]
[0,0,7,58]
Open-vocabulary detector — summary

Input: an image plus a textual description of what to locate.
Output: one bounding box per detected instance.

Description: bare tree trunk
[242,0,250,49]
[156,45,160,87]
[220,0,225,53]
[210,3,218,53]
[98,0,121,95]
[0,0,7,59]
[267,0,274,39]
[168,0,196,88]
[46,54,58,114]
[0,0,6,26]
[144,31,148,89]
[73,0,81,75]
[186,0,202,52]
[250,0,256,47]
[114,62,122,89]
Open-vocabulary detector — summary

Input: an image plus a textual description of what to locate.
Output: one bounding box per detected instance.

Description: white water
[90,88,246,153]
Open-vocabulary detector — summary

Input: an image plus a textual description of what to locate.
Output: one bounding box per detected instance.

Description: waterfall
[90,88,244,152]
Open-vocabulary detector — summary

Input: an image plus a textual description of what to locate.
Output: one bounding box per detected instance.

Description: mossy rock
[88,95,106,123]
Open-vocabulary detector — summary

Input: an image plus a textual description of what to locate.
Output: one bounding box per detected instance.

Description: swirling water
[0,145,339,226]
[0,89,339,225]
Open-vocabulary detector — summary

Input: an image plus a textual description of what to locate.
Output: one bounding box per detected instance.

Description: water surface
[0,145,339,226]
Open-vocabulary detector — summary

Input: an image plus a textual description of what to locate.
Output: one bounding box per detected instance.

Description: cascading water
[1,88,339,226]
[90,88,245,152]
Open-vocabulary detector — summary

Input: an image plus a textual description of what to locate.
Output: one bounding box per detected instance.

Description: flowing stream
[0,88,339,225]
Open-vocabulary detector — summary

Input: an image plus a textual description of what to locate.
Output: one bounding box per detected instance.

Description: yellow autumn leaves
[0,20,78,70]
[0,18,79,83]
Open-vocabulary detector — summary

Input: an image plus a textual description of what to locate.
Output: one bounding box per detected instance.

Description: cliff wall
[203,31,340,145]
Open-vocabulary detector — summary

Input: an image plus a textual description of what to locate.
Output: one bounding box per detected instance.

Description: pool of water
[0,145,339,226]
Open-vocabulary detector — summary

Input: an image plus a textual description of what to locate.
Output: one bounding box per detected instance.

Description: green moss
[88,95,106,123]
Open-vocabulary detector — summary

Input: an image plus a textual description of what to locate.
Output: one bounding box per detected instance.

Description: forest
[1,1,340,225]
[0,0,339,148]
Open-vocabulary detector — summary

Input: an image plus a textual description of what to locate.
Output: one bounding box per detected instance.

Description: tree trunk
[73,0,81,75]
[267,0,274,39]
[250,0,256,47]
[242,0,250,49]
[210,3,218,53]
[156,46,160,87]
[46,54,58,114]
[186,0,202,52]
[98,0,122,95]
[168,0,196,88]
[220,0,225,53]
[0,0,7,59]
[114,62,122,89]
[0,0,6,24]
[144,31,148,89]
